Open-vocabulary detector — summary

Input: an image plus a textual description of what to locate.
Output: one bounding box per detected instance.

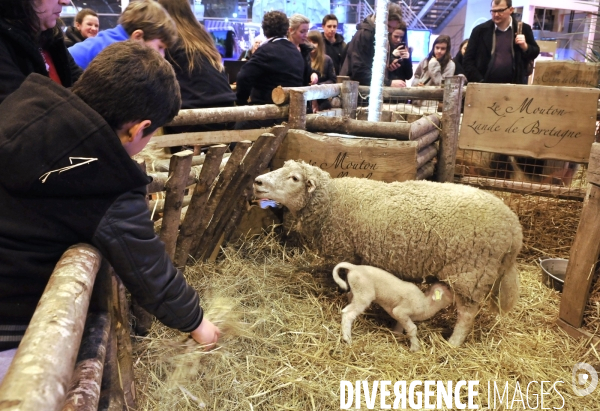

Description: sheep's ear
[306,178,316,193]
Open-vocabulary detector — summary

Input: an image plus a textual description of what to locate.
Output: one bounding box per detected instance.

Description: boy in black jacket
[0,42,220,353]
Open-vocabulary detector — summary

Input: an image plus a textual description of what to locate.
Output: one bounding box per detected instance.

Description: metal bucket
[539,258,568,292]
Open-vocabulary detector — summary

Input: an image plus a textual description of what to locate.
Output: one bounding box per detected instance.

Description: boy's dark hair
[119,0,178,48]
[71,41,181,137]
[262,11,289,38]
[75,8,99,24]
[322,14,338,26]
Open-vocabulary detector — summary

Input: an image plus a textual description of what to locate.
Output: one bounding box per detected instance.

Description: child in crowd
[69,0,177,69]
[387,24,413,86]
[64,8,99,47]
[0,42,220,357]
[412,34,455,87]
[307,30,336,112]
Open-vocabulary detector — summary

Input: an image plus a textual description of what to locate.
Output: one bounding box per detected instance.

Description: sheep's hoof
[342,335,352,344]
[409,344,421,352]
[447,335,463,347]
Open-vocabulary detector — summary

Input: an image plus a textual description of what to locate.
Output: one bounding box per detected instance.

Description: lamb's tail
[332,262,355,291]
[491,260,520,314]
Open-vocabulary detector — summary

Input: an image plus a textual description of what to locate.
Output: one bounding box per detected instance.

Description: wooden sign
[532,60,600,88]
[271,130,417,182]
[460,83,599,162]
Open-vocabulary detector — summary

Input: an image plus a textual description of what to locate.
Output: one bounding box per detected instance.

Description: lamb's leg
[392,308,420,352]
[340,299,370,344]
[447,295,479,347]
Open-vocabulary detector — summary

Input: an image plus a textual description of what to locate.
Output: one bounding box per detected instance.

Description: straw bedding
[133,226,599,410]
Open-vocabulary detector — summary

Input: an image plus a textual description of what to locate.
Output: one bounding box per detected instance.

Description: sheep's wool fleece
[289,164,523,305]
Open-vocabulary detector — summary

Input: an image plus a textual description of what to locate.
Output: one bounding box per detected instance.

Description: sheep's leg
[447,295,478,347]
[392,308,420,352]
[340,299,370,344]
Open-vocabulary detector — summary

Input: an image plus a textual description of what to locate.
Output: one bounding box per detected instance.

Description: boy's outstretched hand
[190,318,221,349]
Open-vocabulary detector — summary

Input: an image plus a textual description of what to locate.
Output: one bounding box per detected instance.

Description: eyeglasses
[490,7,510,14]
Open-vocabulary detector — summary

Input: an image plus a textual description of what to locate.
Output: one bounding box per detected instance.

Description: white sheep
[253,160,523,347]
[333,262,453,351]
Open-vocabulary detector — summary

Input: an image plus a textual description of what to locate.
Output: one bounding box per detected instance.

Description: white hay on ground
[133,232,599,411]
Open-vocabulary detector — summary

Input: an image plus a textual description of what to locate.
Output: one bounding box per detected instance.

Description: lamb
[253,160,523,347]
[333,262,453,351]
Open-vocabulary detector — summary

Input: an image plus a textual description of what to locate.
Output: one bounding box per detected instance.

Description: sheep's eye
[291,175,299,182]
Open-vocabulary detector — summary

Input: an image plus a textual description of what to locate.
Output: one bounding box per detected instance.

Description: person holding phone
[387,25,412,87]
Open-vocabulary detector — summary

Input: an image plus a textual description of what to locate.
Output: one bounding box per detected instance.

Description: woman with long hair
[64,8,99,47]
[157,0,235,146]
[453,38,468,77]
[0,0,82,104]
[307,30,336,111]
[288,14,317,86]
[411,34,455,87]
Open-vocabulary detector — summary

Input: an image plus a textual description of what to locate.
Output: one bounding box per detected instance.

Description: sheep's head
[254,160,329,215]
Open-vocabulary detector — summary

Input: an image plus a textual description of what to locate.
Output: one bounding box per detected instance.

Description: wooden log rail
[305,114,410,139]
[271,83,342,105]
[166,105,289,127]
[0,245,102,411]
[358,85,446,101]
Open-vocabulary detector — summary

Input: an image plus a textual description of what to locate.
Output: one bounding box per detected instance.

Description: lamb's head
[425,282,454,309]
[253,160,330,215]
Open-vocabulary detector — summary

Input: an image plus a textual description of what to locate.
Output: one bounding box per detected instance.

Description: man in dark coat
[321,14,346,74]
[463,0,539,85]
[0,42,220,352]
[339,3,404,86]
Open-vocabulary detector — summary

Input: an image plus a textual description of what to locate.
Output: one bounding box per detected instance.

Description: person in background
[157,0,235,151]
[462,0,539,84]
[69,0,177,69]
[411,34,455,87]
[0,42,220,372]
[321,14,346,74]
[64,8,99,47]
[340,3,405,87]
[288,14,318,86]
[239,35,264,61]
[235,11,305,129]
[307,30,336,112]
[387,24,412,87]
[453,39,468,77]
[0,0,82,104]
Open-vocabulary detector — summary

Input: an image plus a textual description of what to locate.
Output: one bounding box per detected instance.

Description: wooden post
[288,90,307,130]
[437,75,465,183]
[271,84,341,105]
[341,80,359,119]
[0,245,102,411]
[112,274,136,409]
[186,141,253,262]
[173,144,229,267]
[558,143,600,328]
[194,126,288,260]
[62,312,111,411]
[97,309,124,411]
[159,150,194,260]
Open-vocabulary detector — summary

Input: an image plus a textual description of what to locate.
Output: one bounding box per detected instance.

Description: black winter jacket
[0,18,82,104]
[463,18,539,84]
[323,32,346,74]
[236,37,305,105]
[166,45,235,109]
[0,75,202,349]
[339,16,377,86]
[63,26,85,48]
